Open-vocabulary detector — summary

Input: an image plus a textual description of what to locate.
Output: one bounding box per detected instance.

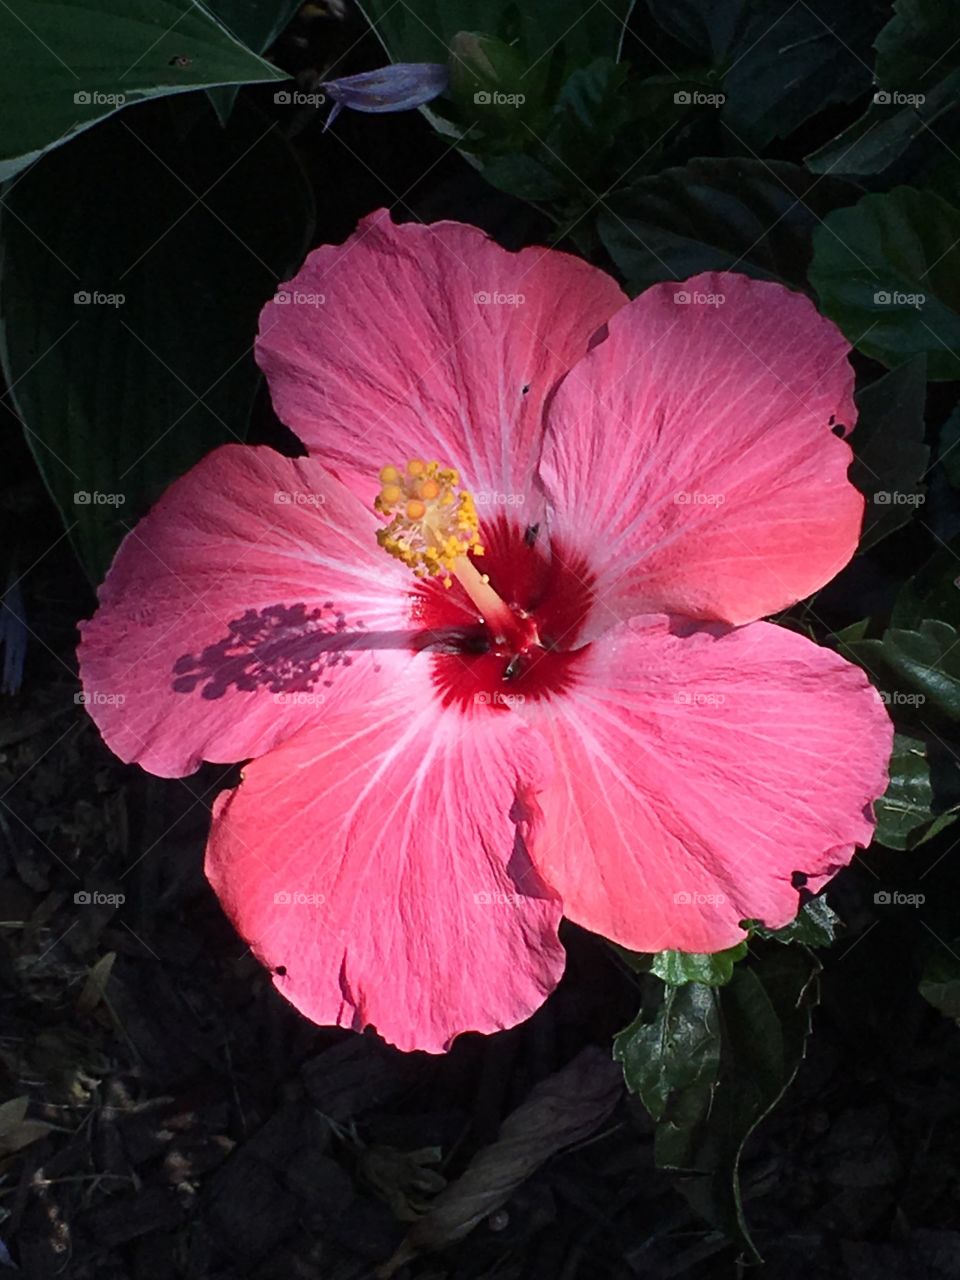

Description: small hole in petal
[275,965,287,976]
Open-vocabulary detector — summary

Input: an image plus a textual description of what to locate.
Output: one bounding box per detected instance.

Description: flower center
[375,458,521,637]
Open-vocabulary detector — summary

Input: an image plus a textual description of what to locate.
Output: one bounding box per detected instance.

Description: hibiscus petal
[539,271,862,630]
[525,616,891,953]
[206,682,565,1053]
[78,445,416,777]
[255,209,626,508]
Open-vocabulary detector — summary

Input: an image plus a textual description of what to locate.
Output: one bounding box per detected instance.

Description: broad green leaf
[720,0,879,148]
[806,0,960,177]
[448,32,551,144]
[749,897,841,948]
[645,0,879,148]
[891,535,960,632]
[849,357,929,551]
[597,158,859,293]
[874,733,957,850]
[875,0,959,89]
[809,188,960,380]
[939,406,960,491]
[920,947,960,1023]
[805,78,960,178]
[0,100,313,580]
[641,0,748,63]
[356,0,635,71]
[613,982,720,1121]
[853,620,960,722]
[0,0,285,181]
[616,947,819,1259]
[650,944,747,987]
[206,0,302,123]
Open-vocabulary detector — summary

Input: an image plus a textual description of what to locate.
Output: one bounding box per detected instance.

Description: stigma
[375,459,484,587]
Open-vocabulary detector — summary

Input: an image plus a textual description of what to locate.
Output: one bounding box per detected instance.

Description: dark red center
[411,514,596,711]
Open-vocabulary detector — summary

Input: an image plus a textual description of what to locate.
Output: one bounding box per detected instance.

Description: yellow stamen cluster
[375,459,484,586]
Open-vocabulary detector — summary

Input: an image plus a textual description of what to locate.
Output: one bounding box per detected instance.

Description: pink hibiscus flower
[78,210,893,1053]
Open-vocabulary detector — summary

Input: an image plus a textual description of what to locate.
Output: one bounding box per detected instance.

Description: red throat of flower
[374,459,596,709]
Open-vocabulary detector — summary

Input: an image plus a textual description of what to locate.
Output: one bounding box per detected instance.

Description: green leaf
[206,0,302,123]
[357,0,635,71]
[749,897,841,948]
[853,620,960,722]
[597,158,859,293]
[0,0,285,181]
[849,357,929,551]
[614,983,721,1122]
[641,0,748,63]
[809,187,960,381]
[805,78,960,178]
[938,406,960,491]
[874,733,958,850]
[650,944,747,987]
[891,535,960,632]
[805,0,960,177]
[616,947,819,1259]
[920,947,960,1023]
[720,0,878,149]
[875,0,960,90]
[0,100,313,580]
